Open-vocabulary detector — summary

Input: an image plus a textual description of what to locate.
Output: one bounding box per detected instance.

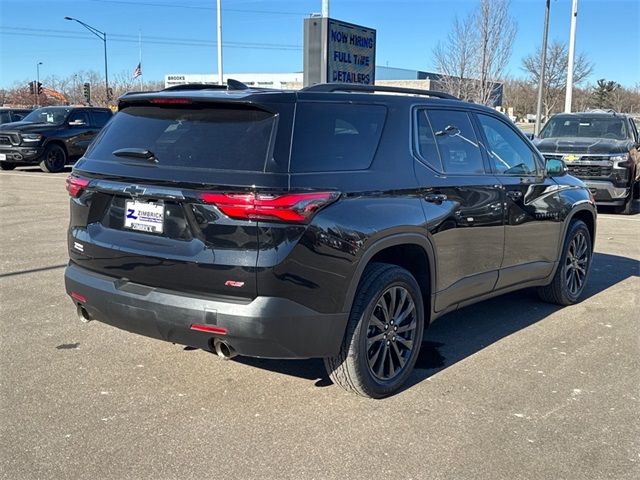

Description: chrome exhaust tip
[213,338,237,360]
[77,305,93,323]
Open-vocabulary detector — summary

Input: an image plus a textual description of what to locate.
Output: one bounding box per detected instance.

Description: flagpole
[138,30,143,90]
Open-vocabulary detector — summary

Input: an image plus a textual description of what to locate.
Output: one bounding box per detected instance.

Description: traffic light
[83,83,91,104]
[107,87,113,100]
[29,81,35,94]
[37,82,43,95]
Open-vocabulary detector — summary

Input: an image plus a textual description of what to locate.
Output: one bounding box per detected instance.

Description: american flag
[132,62,142,80]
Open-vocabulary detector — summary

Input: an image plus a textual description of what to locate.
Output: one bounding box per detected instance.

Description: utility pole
[36,62,43,107]
[322,0,329,17]
[217,0,223,85]
[564,0,578,112]
[534,0,551,136]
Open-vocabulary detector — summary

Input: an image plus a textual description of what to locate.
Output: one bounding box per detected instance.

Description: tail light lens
[200,191,340,222]
[66,175,90,198]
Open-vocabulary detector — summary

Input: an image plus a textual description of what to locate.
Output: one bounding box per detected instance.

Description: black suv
[0,107,32,125]
[64,83,596,398]
[0,106,112,173]
[533,111,640,214]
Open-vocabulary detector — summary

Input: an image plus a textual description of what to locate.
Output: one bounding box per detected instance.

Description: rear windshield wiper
[112,148,158,163]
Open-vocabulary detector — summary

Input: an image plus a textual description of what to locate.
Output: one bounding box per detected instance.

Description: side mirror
[69,119,87,127]
[545,158,567,177]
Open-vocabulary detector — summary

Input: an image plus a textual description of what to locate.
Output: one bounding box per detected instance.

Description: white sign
[327,19,376,85]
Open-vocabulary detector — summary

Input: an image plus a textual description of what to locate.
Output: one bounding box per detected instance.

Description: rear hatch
[68,92,295,300]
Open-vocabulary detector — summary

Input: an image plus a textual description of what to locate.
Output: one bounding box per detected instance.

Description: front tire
[39,144,67,173]
[0,163,16,171]
[324,263,425,398]
[538,219,592,306]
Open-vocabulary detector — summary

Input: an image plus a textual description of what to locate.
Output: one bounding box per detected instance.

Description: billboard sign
[327,19,376,85]
[304,17,376,86]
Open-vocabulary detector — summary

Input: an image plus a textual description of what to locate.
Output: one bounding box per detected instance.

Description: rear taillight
[66,175,90,198]
[200,192,340,222]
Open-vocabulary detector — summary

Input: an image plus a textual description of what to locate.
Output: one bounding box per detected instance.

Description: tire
[0,163,16,171]
[324,263,425,398]
[538,219,592,306]
[39,144,67,173]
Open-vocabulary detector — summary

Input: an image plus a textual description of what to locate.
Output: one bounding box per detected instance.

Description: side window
[290,103,386,173]
[68,111,90,126]
[477,113,538,175]
[91,111,112,128]
[13,111,28,121]
[415,109,443,172]
[427,110,485,174]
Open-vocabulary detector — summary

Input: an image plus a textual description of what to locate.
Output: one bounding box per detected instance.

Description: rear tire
[39,144,67,173]
[538,219,592,306]
[324,263,425,398]
[0,163,16,171]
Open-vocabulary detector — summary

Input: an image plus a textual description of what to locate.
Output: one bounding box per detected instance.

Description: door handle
[506,190,523,201]
[424,193,448,203]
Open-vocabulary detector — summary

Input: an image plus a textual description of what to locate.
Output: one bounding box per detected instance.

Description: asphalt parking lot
[1,168,638,480]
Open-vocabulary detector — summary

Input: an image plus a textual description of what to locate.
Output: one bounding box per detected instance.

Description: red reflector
[66,175,90,198]
[200,192,339,222]
[190,324,227,335]
[149,98,192,105]
[71,291,87,303]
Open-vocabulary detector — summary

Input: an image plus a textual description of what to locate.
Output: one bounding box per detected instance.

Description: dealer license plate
[124,200,164,233]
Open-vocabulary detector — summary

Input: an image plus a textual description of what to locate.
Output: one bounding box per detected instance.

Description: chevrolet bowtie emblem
[563,154,578,162]
[124,185,146,197]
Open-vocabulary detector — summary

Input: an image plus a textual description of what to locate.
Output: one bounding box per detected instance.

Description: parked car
[64,82,597,398]
[0,106,112,172]
[0,107,32,125]
[533,110,640,214]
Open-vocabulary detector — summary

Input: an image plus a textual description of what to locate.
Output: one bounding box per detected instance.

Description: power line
[0,27,302,51]
[85,0,308,16]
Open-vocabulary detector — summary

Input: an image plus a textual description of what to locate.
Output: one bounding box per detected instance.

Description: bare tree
[432,0,516,105]
[522,40,593,118]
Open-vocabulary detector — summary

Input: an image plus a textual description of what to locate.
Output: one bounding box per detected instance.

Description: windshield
[22,107,72,125]
[539,116,629,141]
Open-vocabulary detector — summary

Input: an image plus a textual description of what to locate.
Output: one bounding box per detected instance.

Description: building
[164,66,503,106]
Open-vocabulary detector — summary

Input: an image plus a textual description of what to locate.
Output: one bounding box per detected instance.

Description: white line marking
[598,215,640,222]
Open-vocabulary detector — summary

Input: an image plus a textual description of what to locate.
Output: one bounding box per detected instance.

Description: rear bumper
[64,263,348,359]
[0,146,44,164]
[582,180,630,205]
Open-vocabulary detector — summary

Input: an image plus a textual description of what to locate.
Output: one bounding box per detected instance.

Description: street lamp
[64,16,110,102]
[36,61,43,107]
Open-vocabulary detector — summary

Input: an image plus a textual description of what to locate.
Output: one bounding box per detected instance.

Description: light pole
[564,0,579,112]
[534,0,551,136]
[216,0,223,85]
[36,61,43,107]
[64,16,110,102]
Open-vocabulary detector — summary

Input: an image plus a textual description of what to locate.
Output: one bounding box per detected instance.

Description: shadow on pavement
[233,251,639,393]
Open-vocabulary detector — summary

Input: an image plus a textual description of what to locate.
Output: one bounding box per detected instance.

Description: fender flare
[341,233,437,313]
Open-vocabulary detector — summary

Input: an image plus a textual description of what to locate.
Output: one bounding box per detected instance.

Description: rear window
[86,105,277,172]
[290,103,386,172]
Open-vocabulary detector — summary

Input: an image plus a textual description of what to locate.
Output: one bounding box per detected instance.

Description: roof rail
[301,83,459,100]
[162,79,251,92]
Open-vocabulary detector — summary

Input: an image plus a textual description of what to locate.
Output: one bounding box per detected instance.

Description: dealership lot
[1,169,638,480]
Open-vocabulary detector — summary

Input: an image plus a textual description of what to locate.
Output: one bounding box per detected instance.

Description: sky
[1,0,638,89]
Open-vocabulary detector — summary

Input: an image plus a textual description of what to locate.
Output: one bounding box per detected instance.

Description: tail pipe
[213,338,237,360]
[76,305,93,323]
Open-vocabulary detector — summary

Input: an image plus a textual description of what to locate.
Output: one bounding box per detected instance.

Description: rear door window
[426,110,485,175]
[85,105,277,172]
[290,103,386,172]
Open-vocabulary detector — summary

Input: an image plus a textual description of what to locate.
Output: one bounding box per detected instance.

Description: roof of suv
[119,81,503,116]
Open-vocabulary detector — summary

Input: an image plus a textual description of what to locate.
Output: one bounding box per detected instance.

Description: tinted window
[13,111,29,121]
[477,114,538,175]
[0,111,10,124]
[427,110,484,174]
[92,110,112,128]
[290,103,386,172]
[539,115,630,140]
[415,109,443,171]
[86,105,276,172]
